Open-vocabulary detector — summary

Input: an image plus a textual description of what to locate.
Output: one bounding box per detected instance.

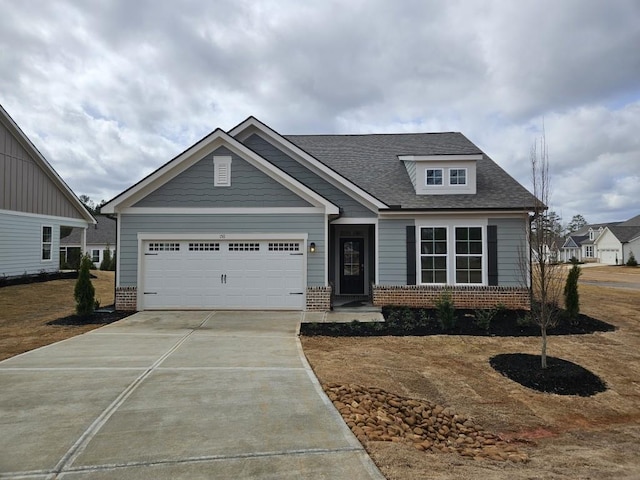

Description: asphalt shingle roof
[608,225,640,243]
[284,132,538,210]
[61,214,116,246]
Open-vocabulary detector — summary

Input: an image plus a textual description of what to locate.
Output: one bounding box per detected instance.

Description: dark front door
[340,238,365,294]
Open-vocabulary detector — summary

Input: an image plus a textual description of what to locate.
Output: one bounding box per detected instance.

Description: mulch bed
[47,305,132,326]
[490,353,607,396]
[0,271,88,288]
[300,308,615,337]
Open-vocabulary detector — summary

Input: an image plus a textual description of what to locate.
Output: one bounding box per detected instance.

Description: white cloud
[0,0,638,222]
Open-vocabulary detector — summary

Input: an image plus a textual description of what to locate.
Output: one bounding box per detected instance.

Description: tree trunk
[541,326,548,369]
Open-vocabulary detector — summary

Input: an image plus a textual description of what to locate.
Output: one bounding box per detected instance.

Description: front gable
[134,146,312,208]
[102,129,338,215]
[0,106,93,224]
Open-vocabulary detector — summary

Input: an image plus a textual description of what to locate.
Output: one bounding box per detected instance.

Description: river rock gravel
[324,382,529,463]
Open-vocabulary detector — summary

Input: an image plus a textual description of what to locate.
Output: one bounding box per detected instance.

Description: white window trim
[41,225,53,262]
[416,223,487,286]
[91,249,100,263]
[425,168,444,187]
[213,155,232,187]
[453,226,484,284]
[449,168,468,186]
[418,226,449,285]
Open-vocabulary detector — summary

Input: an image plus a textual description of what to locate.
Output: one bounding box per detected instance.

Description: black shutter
[487,225,498,286]
[406,225,416,285]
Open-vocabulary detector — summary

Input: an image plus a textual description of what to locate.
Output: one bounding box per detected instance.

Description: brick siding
[115,286,137,311]
[372,285,530,310]
[306,286,332,311]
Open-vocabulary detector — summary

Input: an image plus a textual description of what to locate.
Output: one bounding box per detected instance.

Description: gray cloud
[1,0,638,223]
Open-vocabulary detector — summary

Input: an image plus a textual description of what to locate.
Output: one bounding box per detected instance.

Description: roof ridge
[284,132,462,137]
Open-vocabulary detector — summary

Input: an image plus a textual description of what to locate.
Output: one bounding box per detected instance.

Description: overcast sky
[1,0,639,224]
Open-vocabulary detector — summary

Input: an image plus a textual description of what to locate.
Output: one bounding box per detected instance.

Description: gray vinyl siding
[243,134,376,218]
[378,218,412,284]
[134,147,312,208]
[0,119,84,219]
[119,213,326,287]
[0,212,61,277]
[489,217,528,286]
[403,161,417,190]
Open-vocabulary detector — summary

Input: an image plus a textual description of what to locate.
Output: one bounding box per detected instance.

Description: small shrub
[474,308,496,331]
[100,246,112,271]
[109,251,116,271]
[94,298,101,310]
[74,254,96,318]
[564,264,581,325]
[517,313,533,327]
[627,251,638,267]
[569,256,580,265]
[435,290,456,330]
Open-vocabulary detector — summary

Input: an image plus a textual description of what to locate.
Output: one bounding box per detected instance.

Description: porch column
[81,227,87,258]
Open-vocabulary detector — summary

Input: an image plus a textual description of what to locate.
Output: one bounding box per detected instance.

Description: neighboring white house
[594,220,640,265]
[561,215,640,264]
[0,104,95,277]
[60,214,116,268]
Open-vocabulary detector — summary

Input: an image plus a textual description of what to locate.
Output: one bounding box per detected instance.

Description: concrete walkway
[0,311,384,479]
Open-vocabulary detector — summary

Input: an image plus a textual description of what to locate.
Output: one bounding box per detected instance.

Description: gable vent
[213,156,232,187]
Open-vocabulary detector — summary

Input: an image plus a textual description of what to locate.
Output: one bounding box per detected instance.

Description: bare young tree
[525,128,565,369]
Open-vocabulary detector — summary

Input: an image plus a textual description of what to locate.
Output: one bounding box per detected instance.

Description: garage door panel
[141,239,305,310]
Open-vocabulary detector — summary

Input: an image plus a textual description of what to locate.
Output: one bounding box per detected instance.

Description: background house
[102,117,537,312]
[0,105,94,277]
[561,215,640,264]
[60,214,116,268]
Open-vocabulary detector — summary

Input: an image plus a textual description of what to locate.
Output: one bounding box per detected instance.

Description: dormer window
[450,169,467,185]
[589,229,594,241]
[213,156,232,187]
[426,169,443,186]
[400,154,481,196]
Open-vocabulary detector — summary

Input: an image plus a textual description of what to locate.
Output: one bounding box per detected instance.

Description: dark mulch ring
[47,305,133,326]
[490,353,607,396]
[300,307,615,337]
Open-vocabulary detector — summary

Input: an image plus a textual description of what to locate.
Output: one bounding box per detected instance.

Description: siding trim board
[0,208,90,228]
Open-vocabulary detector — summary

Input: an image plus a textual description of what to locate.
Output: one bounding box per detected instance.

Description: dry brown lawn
[302,265,640,479]
[0,270,115,361]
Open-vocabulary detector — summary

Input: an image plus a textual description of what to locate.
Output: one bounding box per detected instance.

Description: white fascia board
[229,117,387,211]
[0,208,90,227]
[398,154,483,162]
[101,128,338,215]
[120,207,325,215]
[137,232,308,241]
[0,106,96,224]
[378,209,530,219]
[331,217,378,225]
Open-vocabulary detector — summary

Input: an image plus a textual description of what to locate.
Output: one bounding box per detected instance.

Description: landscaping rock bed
[301,307,614,337]
[324,382,529,463]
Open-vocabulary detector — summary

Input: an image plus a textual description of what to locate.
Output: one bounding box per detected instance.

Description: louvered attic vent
[213,155,232,186]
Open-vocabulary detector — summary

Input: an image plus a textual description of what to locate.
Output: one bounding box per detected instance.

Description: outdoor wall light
[309,242,316,253]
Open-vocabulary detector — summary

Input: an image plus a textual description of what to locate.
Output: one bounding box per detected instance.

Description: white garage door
[141,239,305,310]
[599,248,619,265]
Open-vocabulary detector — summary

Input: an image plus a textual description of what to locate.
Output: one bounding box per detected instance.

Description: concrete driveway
[0,311,383,479]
